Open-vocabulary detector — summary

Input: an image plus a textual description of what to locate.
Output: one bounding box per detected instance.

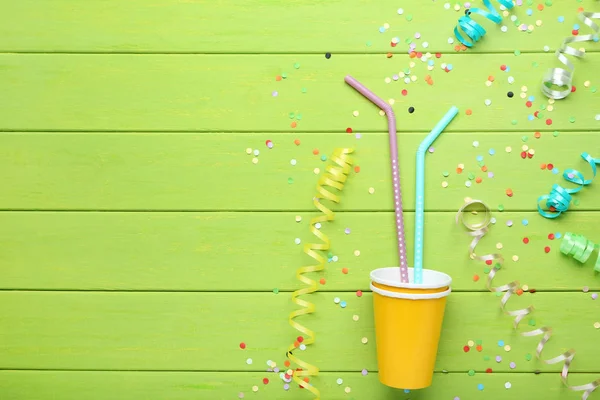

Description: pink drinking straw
[344,75,409,283]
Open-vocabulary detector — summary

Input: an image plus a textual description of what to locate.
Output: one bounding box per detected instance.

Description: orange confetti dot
[409,51,417,58]
[456,167,463,174]
[291,121,297,128]
[303,377,310,383]
[481,166,488,172]
[534,131,541,139]
[578,7,584,12]
[476,345,483,352]
[475,177,482,183]
[460,44,468,51]
[506,188,513,197]
[488,75,495,82]
[466,109,472,116]
[294,341,300,347]
[294,139,301,146]
[537,4,544,10]
[276,75,282,81]
[319,278,326,285]
[473,274,480,282]
[354,166,361,173]
[516,289,524,296]
[454,45,461,52]
[342,267,349,274]
[386,52,393,58]
[284,360,291,367]
[312,149,319,155]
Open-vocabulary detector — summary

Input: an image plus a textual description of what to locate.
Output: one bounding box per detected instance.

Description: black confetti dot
[408,106,415,113]
[325,52,331,59]
[507,91,514,98]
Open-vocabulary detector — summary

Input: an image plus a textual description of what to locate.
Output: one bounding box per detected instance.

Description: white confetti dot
[465,181,472,187]
[294,238,301,245]
[334,297,340,304]
[484,99,492,106]
[442,181,449,188]
[505,382,512,389]
[448,37,454,44]
[512,255,519,262]
[353,110,359,117]
[247,358,253,365]
[368,187,375,194]
[444,2,451,10]
[337,378,344,385]
[595,114,600,121]
[544,45,550,52]
[315,223,321,229]
[473,141,479,147]
[423,41,429,48]
[299,344,306,350]
[354,250,361,256]
[501,25,508,32]
[397,8,404,14]
[290,159,297,166]
[508,76,515,84]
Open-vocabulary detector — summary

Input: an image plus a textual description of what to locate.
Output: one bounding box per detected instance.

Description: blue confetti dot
[476,155,484,162]
[489,149,496,156]
[574,24,580,30]
[340,301,347,308]
[526,9,533,16]
[379,27,385,33]
[505,66,510,72]
[404,389,410,394]
[594,36,599,43]
[528,95,535,102]
[478,384,484,391]
[447,64,453,71]
[556,232,562,239]
[522,219,528,226]
[498,340,505,347]
[552,167,560,174]
[428,60,435,66]
[528,115,535,121]
[558,16,565,23]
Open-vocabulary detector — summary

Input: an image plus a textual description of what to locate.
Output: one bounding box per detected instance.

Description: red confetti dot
[500,64,507,71]
[435,52,442,58]
[548,233,555,240]
[346,127,353,133]
[416,52,423,58]
[545,119,552,125]
[572,86,577,92]
[263,378,269,385]
[240,342,246,349]
[544,246,551,253]
[523,237,529,244]
[526,101,533,108]
[463,345,470,352]
[547,163,554,170]
[527,152,534,159]
[297,336,304,343]
[486,368,493,374]
[356,290,363,297]
[529,289,537,294]
[572,29,579,36]
[520,151,527,159]
[401,89,408,96]
[390,42,397,47]
[534,111,540,117]
[485,259,493,266]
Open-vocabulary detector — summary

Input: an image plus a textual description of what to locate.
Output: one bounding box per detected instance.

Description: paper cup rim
[370,283,451,300]
[370,267,452,289]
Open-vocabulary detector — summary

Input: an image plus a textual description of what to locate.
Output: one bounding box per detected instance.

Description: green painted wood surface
[0,371,596,400]
[1,292,599,373]
[1,54,599,132]
[1,211,599,291]
[1,0,599,399]
[1,132,599,211]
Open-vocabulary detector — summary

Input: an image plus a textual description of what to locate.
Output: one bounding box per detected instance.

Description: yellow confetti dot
[287,369,294,375]
[454,4,461,11]
[520,92,527,99]
[512,255,519,262]
[383,23,390,29]
[368,187,375,194]
[410,75,418,82]
[502,10,509,17]
[295,216,302,222]
[353,314,360,321]
[389,98,395,105]
[252,157,259,164]
[505,146,512,153]
[269,361,276,368]
[528,24,535,30]
[345,387,352,394]
[584,81,591,88]
[246,148,252,154]
[354,250,361,256]
[442,181,449,188]
[522,285,529,291]
[468,340,475,347]
[353,110,360,117]
[536,20,542,27]
[485,80,493,87]
[594,322,600,329]
[528,149,535,155]
[379,110,386,116]
[458,163,465,169]
[548,98,555,105]
[314,168,320,174]
[579,47,586,53]
[399,72,406,78]
[521,145,529,151]
[252,386,259,392]
[521,86,528,92]
[361,337,368,344]
[409,62,416,68]
[504,345,511,352]
[547,105,554,112]
[384,77,392,84]
[496,243,503,249]
[464,197,473,203]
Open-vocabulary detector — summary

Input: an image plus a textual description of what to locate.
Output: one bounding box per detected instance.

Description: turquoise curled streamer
[560,233,600,273]
[538,153,600,219]
[454,0,515,47]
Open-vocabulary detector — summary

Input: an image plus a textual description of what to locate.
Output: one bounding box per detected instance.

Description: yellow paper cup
[370,267,452,389]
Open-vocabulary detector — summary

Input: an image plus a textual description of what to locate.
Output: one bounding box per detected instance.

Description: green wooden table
[1,1,599,399]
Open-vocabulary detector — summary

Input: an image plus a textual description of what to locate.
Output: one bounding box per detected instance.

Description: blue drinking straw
[413,106,459,284]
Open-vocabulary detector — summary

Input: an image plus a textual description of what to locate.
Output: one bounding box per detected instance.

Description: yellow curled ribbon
[456,200,600,400]
[287,148,354,399]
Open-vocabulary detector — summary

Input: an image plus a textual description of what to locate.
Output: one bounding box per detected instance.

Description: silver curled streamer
[542,10,600,100]
[456,200,600,400]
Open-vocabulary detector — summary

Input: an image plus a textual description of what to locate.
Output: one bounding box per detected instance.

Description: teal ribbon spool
[454,0,515,47]
[560,232,600,273]
[538,153,599,219]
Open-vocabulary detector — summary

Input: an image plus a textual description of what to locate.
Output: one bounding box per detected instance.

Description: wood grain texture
[0,54,599,132]
[0,0,598,54]
[1,211,598,291]
[1,291,598,374]
[1,132,598,211]
[0,371,595,400]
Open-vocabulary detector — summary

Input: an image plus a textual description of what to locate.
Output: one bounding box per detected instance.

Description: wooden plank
[1,132,598,212]
[0,0,598,54]
[0,370,595,400]
[1,292,598,373]
[1,211,598,292]
[0,54,599,132]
